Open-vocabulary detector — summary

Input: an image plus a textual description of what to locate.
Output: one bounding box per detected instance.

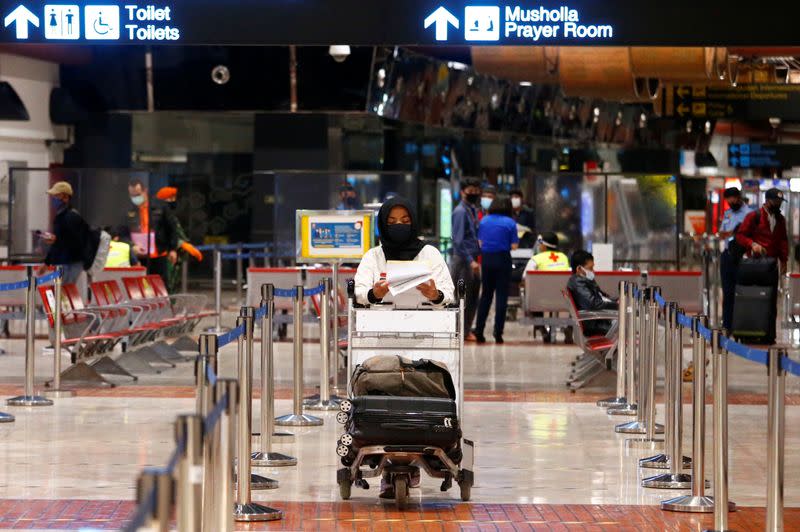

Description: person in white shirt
[355,196,454,307]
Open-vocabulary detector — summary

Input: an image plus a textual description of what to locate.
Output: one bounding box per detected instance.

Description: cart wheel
[336,411,349,424]
[340,400,353,413]
[339,480,352,500]
[394,476,409,510]
[458,470,474,502]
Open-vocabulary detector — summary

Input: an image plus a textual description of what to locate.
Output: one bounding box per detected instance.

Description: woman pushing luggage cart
[334,198,475,509]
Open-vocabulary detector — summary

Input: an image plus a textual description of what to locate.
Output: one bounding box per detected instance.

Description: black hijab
[378,196,426,261]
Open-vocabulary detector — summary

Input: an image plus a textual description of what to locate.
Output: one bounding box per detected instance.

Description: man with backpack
[41,181,93,285]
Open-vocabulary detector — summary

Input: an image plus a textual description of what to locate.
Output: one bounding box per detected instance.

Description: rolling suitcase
[346,396,461,451]
[731,257,778,344]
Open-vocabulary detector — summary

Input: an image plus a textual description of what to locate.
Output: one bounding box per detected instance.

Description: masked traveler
[450,179,482,340]
[567,250,617,337]
[40,181,92,286]
[355,196,453,307]
[127,178,150,257]
[510,188,535,230]
[473,196,519,344]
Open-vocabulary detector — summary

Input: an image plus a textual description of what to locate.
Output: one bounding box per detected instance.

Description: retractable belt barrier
[125,280,336,530]
[610,280,798,530]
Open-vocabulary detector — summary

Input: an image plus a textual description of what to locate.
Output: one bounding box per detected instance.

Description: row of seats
[37,274,214,369]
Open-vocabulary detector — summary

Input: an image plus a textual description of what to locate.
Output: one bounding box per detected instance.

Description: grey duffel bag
[351,354,456,399]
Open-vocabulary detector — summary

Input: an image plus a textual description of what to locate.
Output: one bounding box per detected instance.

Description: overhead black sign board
[672,84,800,121]
[728,143,800,169]
[0,0,796,46]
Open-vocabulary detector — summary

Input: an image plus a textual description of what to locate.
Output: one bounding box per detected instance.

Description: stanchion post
[276,286,323,427]
[307,278,338,411]
[236,244,244,307]
[626,299,665,448]
[175,414,202,532]
[135,468,171,532]
[8,266,53,407]
[44,267,74,398]
[234,308,282,521]
[252,284,297,467]
[331,261,344,396]
[598,281,628,408]
[214,378,236,532]
[197,335,217,530]
[205,247,228,333]
[609,282,638,416]
[705,329,736,532]
[766,347,785,532]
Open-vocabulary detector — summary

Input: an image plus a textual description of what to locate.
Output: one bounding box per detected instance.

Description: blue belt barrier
[272,284,325,298]
[196,242,272,252]
[123,486,156,532]
[217,323,246,347]
[0,279,29,292]
[164,435,186,475]
[203,393,227,433]
[654,291,666,308]
[35,270,62,286]
[719,336,769,365]
[632,287,641,299]
[255,306,267,320]
[274,287,296,298]
[676,312,694,330]
[206,364,218,387]
[781,354,800,377]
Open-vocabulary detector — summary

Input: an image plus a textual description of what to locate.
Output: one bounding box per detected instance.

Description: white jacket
[354,244,455,307]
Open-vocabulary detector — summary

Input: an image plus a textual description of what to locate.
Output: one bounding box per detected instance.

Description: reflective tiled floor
[0,310,798,530]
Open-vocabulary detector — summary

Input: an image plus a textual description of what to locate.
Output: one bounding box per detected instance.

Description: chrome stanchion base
[597,396,626,408]
[662,496,733,513]
[275,413,323,427]
[0,411,15,422]
[6,395,53,407]
[253,431,295,443]
[625,437,665,450]
[608,404,637,416]
[302,394,344,406]
[233,502,283,522]
[642,472,692,489]
[615,421,664,434]
[43,389,76,399]
[304,400,340,411]
[639,454,692,470]
[251,451,297,467]
[234,473,279,490]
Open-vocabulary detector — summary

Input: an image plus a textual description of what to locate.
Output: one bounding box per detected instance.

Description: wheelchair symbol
[93,12,110,34]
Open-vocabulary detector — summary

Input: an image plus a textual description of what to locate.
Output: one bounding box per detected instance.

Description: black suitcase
[346,396,461,451]
[736,257,778,286]
[731,284,776,344]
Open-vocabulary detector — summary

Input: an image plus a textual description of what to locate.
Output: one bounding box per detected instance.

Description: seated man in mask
[566,249,617,336]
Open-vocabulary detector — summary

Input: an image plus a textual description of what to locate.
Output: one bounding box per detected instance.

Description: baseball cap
[723,187,741,198]
[46,181,73,196]
[765,188,786,203]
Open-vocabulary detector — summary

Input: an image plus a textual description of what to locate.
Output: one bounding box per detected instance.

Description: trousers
[474,252,512,337]
[449,254,480,332]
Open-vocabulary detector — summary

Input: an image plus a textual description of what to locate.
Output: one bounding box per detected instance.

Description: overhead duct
[558,47,659,102]
[471,46,558,84]
[629,47,723,80]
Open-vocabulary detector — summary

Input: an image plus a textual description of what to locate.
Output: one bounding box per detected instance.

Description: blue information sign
[728,143,800,170]
[310,222,363,250]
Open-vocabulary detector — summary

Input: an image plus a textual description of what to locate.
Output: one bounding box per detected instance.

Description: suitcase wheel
[394,475,409,510]
[336,444,350,457]
[339,400,353,413]
[336,411,349,424]
[340,433,353,446]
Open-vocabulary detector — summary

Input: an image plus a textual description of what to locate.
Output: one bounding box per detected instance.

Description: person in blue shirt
[450,178,482,340]
[473,196,519,343]
[719,187,754,330]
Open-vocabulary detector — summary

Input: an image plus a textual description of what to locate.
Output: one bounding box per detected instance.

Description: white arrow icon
[424,6,459,41]
[4,5,39,39]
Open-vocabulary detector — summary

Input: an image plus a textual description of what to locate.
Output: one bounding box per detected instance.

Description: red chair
[561,289,619,391]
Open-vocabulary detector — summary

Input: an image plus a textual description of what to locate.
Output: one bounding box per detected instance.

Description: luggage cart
[335,280,475,509]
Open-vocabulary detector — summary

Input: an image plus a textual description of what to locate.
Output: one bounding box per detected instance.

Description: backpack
[77,209,111,276]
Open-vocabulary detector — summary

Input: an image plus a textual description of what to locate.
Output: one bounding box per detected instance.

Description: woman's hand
[416,279,439,301]
[372,280,389,299]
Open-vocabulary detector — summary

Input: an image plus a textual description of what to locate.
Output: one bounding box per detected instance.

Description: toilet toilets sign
[0,0,793,45]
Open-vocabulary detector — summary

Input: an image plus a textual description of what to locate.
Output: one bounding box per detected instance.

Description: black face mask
[385,223,412,243]
[729,202,742,212]
[465,193,480,205]
[168,202,177,210]
[769,203,782,214]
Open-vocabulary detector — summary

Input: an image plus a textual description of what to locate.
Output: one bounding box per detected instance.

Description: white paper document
[386,260,433,296]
